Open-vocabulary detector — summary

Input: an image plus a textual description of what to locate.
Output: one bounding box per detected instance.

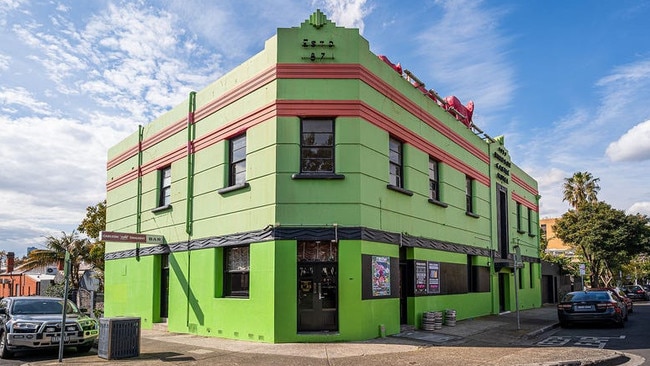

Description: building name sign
[493,146,511,184]
[99,231,164,244]
[301,38,335,61]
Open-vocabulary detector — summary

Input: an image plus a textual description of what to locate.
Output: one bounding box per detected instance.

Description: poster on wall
[372,256,391,296]
[427,261,440,294]
[414,260,427,295]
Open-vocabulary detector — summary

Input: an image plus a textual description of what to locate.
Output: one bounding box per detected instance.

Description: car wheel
[77,343,93,354]
[0,332,13,359]
[629,306,633,314]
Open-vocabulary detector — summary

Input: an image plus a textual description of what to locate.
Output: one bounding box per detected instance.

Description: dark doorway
[159,254,169,320]
[297,241,338,332]
[297,262,338,332]
[399,247,407,324]
[498,272,508,313]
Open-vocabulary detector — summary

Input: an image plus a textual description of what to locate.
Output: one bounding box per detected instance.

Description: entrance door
[498,272,508,313]
[159,254,169,320]
[298,262,338,332]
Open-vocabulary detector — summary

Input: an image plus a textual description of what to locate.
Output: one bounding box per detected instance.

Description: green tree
[77,200,106,272]
[21,231,90,289]
[554,202,650,287]
[562,171,600,210]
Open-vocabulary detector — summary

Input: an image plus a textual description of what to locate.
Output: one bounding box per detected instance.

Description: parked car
[557,290,626,328]
[623,285,649,301]
[587,287,633,314]
[0,296,99,359]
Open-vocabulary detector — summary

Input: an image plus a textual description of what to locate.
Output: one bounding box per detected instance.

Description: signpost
[579,263,586,290]
[58,251,70,363]
[100,231,164,244]
[513,245,522,330]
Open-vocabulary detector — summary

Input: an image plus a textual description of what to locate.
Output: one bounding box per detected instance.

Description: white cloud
[627,202,650,216]
[414,0,515,122]
[606,119,650,162]
[0,86,53,115]
[0,54,9,70]
[316,0,371,33]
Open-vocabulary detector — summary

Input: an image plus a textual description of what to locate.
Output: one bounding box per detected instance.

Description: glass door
[297,241,338,332]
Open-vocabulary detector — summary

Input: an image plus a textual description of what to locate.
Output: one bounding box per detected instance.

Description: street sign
[579,264,586,276]
[100,231,165,244]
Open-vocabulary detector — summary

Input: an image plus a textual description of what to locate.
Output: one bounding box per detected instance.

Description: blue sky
[1,0,649,257]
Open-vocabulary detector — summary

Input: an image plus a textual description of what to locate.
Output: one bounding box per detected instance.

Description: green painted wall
[104,10,541,343]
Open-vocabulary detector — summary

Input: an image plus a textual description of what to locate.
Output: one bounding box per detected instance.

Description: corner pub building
[104,10,542,343]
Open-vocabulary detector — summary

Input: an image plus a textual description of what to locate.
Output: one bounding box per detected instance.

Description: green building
[104,10,541,343]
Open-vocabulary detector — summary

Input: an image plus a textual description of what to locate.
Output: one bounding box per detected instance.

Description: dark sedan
[587,287,633,314]
[623,285,648,301]
[557,290,625,328]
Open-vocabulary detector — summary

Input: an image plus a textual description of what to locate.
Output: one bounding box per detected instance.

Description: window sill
[465,211,480,219]
[151,204,172,213]
[528,233,537,237]
[517,229,526,234]
[291,173,345,180]
[428,198,448,208]
[223,295,250,299]
[218,182,250,195]
[386,184,413,196]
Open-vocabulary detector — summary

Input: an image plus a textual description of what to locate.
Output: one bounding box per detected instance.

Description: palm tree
[21,231,90,289]
[562,171,600,210]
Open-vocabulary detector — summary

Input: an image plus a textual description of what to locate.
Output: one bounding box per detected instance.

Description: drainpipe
[186,91,196,236]
[487,140,496,315]
[136,125,144,260]
[186,91,197,328]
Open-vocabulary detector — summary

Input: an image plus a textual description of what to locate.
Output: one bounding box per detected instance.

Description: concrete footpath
[26,305,641,366]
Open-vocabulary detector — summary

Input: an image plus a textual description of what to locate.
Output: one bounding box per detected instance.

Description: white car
[0,296,99,359]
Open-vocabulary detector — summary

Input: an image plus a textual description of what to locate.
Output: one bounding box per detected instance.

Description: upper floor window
[224,245,250,298]
[158,166,171,207]
[389,137,403,188]
[428,158,440,201]
[516,202,523,232]
[465,176,474,214]
[229,134,246,186]
[527,207,534,236]
[301,119,334,173]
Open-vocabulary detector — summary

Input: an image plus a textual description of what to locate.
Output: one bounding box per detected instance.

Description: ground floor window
[224,245,250,297]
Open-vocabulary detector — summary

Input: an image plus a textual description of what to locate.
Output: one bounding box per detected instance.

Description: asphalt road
[536,301,650,364]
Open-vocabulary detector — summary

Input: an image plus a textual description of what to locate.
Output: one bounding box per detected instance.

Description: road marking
[536,335,625,349]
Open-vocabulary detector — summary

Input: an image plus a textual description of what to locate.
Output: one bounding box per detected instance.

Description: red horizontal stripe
[512,191,538,212]
[512,173,539,196]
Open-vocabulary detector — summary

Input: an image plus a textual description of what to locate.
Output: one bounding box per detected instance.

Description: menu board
[427,261,440,294]
[414,260,427,295]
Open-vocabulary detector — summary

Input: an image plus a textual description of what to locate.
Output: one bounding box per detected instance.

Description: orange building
[540,218,574,256]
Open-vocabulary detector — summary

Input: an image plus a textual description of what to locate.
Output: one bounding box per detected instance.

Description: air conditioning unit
[45,266,57,275]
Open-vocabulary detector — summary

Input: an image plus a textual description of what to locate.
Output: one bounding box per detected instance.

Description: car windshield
[564,292,610,302]
[11,299,78,315]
